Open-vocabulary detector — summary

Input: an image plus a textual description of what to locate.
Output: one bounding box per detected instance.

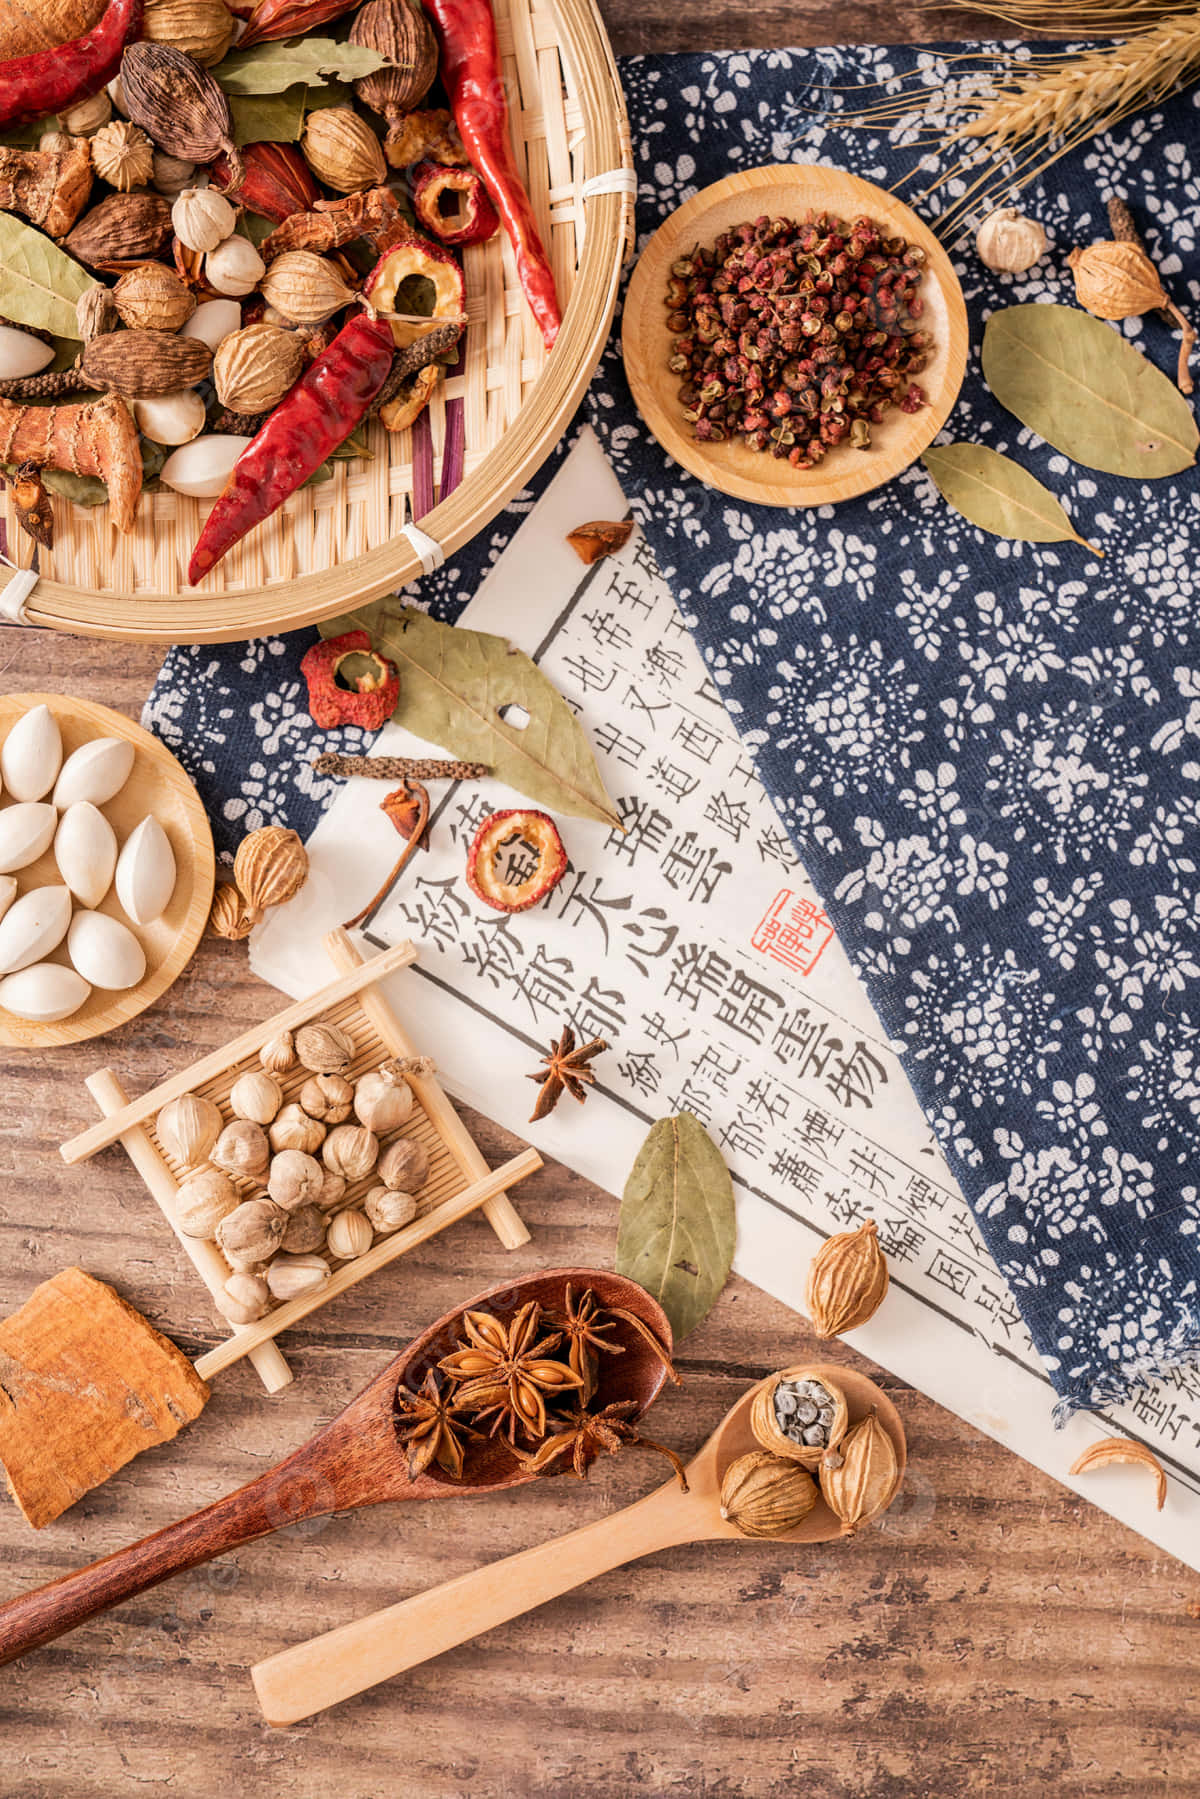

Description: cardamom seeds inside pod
[750,1365,849,1470]
[806,1218,889,1339]
[818,1408,900,1535]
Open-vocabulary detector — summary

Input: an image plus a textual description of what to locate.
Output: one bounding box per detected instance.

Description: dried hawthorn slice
[466,808,567,913]
[301,628,400,730]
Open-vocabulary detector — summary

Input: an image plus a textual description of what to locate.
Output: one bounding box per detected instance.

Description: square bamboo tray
[58,927,539,1393]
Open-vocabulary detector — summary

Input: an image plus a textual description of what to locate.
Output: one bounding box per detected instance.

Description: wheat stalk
[931,0,1190,31]
[827,11,1200,237]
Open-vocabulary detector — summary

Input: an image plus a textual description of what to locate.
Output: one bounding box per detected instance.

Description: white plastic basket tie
[401,520,446,576]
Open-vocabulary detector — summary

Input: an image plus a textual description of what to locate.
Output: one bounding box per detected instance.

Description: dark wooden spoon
[0,1268,673,1669]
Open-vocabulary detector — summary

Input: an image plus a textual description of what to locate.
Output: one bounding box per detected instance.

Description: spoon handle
[252,1477,716,1725]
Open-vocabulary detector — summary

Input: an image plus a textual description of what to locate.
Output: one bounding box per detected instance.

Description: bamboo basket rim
[4,0,633,645]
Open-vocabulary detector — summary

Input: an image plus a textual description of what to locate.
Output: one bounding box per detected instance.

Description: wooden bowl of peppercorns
[623,163,968,507]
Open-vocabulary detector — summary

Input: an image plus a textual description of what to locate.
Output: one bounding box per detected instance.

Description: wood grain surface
[2,5,1199,1792]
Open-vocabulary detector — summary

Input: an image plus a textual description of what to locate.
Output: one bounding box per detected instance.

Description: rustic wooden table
[2,6,1197,1795]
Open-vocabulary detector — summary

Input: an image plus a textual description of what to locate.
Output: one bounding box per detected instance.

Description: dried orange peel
[465,808,567,913]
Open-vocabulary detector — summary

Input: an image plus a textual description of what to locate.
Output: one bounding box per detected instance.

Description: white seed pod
[295,1020,355,1074]
[133,388,207,446]
[281,1202,326,1254]
[0,326,54,380]
[55,800,118,908]
[172,186,236,253]
[160,435,251,498]
[217,1270,270,1324]
[260,1028,295,1074]
[377,1136,428,1192]
[230,1070,282,1124]
[52,736,135,809]
[156,1091,222,1166]
[322,1123,378,1183]
[217,1196,286,1268]
[317,1169,346,1212]
[115,815,176,925]
[0,885,72,975]
[269,1103,325,1156]
[354,1065,413,1134]
[0,962,90,1022]
[174,1166,238,1237]
[0,803,57,873]
[267,1253,330,1301]
[180,297,243,352]
[211,1119,270,1178]
[326,1208,373,1260]
[1,703,62,801]
[268,1147,325,1211]
[67,909,147,990]
[106,74,129,116]
[152,150,196,197]
[61,89,112,135]
[205,235,265,298]
[363,1184,417,1234]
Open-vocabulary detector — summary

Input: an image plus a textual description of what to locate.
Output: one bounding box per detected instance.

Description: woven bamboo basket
[0,0,634,644]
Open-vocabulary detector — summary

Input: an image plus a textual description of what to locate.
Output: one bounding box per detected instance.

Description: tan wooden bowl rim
[0,693,215,1048]
[4,0,633,645]
[622,163,968,508]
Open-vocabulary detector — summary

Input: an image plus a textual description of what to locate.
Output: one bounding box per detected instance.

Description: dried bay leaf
[983,304,1198,478]
[215,38,386,95]
[230,81,350,146]
[0,215,92,340]
[615,1112,736,1342]
[923,443,1101,554]
[320,602,621,830]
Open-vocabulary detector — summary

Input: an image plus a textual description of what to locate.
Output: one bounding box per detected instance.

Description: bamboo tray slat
[3,0,635,644]
[61,932,538,1391]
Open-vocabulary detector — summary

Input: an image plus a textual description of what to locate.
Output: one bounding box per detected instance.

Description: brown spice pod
[818,1408,900,1535]
[1069,1436,1167,1512]
[120,41,244,192]
[750,1365,849,1470]
[208,881,254,940]
[64,192,172,268]
[351,0,439,128]
[806,1219,889,1339]
[233,825,309,923]
[719,1449,818,1538]
[80,328,212,398]
[113,262,197,333]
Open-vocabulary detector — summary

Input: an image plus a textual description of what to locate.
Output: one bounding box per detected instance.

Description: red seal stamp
[751,889,835,976]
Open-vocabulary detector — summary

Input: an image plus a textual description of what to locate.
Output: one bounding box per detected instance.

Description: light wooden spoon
[251,1364,905,1725]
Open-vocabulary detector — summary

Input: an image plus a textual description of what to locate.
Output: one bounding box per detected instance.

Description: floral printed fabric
[149,42,1200,1417]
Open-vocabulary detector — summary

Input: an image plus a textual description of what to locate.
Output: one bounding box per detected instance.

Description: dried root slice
[1069,1437,1167,1512]
[0,391,141,532]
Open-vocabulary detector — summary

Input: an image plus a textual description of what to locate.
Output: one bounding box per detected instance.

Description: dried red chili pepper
[300,629,400,731]
[187,311,395,583]
[0,0,142,132]
[421,0,560,348]
[211,142,319,224]
[466,809,568,913]
[411,160,499,249]
[237,0,358,47]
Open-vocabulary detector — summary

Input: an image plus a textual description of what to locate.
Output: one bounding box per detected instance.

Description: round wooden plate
[0,695,215,1048]
[622,164,969,508]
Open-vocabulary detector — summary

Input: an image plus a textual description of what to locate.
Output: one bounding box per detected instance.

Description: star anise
[527,1025,609,1122]
[394,1368,480,1481]
[550,1285,683,1404]
[513,1400,689,1488]
[438,1301,584,1444]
